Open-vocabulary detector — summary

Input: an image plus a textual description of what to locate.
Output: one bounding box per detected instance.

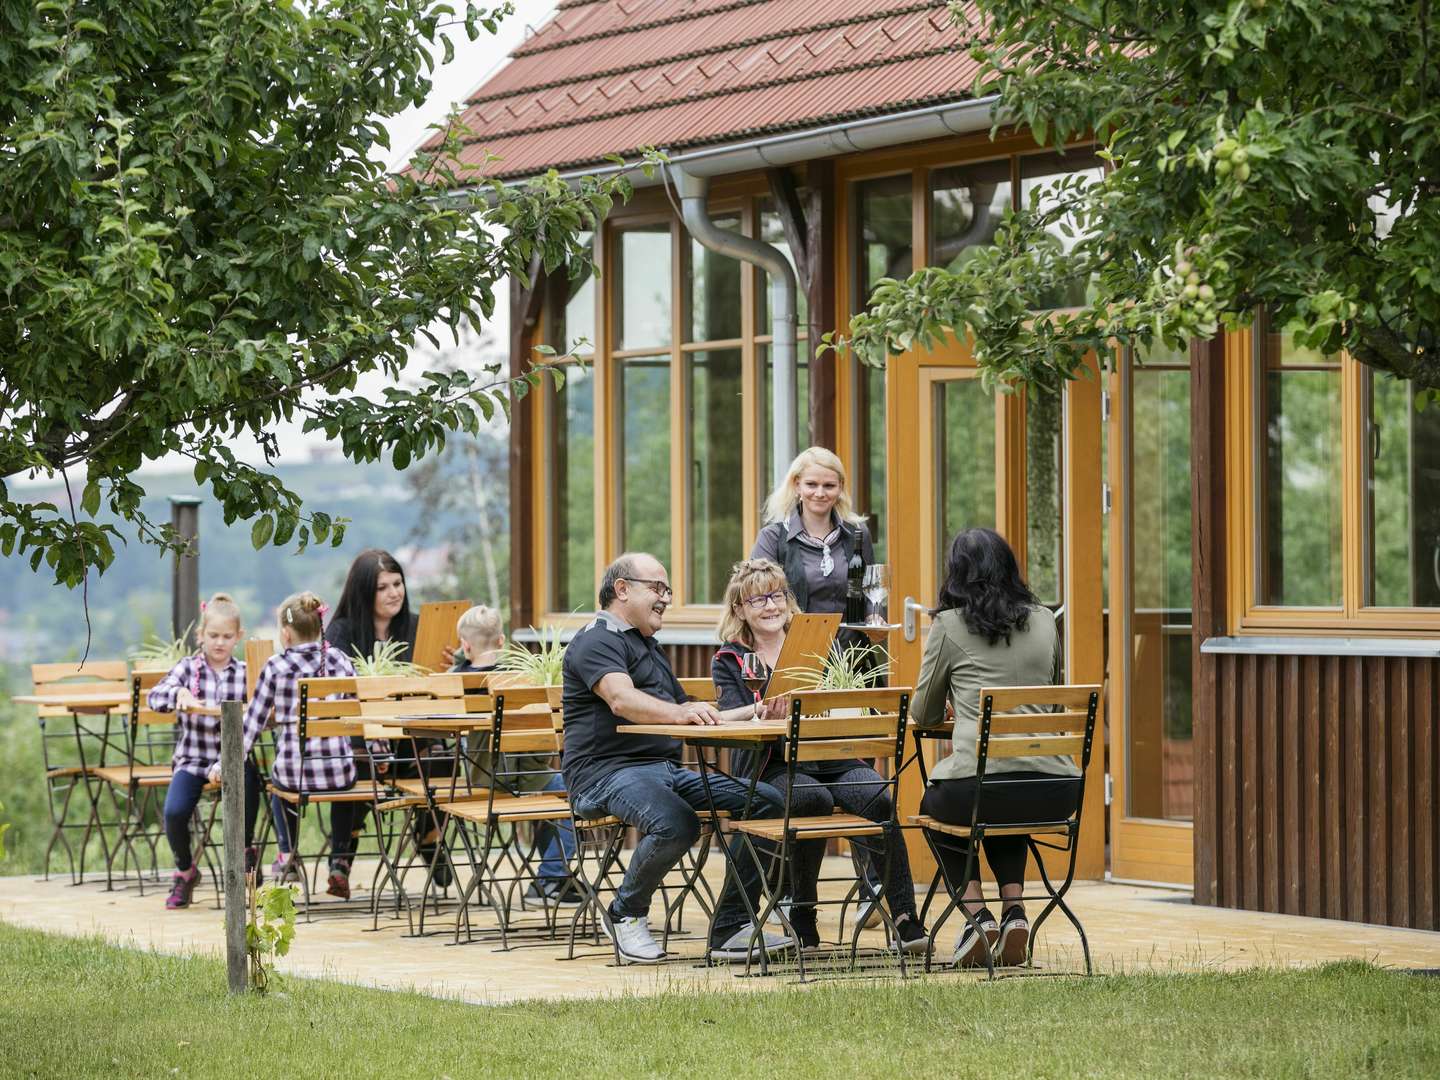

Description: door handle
[903,597,927,643]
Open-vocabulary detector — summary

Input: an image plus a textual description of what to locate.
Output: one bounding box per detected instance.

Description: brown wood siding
[660,643,721,680]
[1196,651,1440,930]
[1191,335,1440,930]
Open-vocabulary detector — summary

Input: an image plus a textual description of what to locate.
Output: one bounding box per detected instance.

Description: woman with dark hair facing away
[710,558,928,955]
[325,548,417,663]
[910,527,1079,968]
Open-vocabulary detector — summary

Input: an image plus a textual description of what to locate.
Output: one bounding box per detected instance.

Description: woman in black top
[710,558,927,954]
[325,548,418,664]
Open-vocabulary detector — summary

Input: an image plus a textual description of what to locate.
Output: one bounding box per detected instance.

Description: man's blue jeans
[571,761,782,945]
[536,772,575,882]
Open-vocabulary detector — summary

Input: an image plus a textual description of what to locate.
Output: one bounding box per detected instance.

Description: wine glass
[862,564,890,624]
[739,652,770,695]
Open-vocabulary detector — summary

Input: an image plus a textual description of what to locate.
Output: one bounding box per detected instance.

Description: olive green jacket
[909,606,1080,782]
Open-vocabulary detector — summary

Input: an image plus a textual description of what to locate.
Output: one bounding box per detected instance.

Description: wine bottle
[844,552,866,624]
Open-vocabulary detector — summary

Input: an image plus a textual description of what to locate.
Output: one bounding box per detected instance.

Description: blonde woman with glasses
[711,558,928,955]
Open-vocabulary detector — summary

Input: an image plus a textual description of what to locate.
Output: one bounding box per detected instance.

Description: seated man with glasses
[562,552,792,965]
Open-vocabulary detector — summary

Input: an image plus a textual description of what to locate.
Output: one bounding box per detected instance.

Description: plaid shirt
[243,642,362,792]
[147,653,248,779]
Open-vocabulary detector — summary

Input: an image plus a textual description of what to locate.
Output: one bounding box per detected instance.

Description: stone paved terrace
[3,859,1437,1004]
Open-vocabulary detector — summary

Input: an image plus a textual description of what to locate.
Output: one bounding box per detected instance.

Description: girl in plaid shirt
[243,590,380,899]
[149,592,256,910]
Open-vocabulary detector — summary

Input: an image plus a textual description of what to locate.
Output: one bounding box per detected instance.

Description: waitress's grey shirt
[751,511,874,615]
[909,605,1079,782]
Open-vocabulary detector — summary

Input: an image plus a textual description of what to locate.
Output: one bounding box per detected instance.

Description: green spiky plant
[349,639,425,677]
[130,622,196,670]
[781,643,892,691]
[494,625,566,686]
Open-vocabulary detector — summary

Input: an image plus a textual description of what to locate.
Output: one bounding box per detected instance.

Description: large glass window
[616,224,672,350]
[1127,343,1193,821]
[930,158,1011,271]
[687,348,744,603]
[618,356,672,567]
[760,344,810,491]
[757,201,809,329]
[1257,323,1343,607]
[853,175,911,562]
[1367,372,1440,607]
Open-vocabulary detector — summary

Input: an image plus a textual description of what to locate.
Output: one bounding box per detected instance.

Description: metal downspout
[671,163,798,489]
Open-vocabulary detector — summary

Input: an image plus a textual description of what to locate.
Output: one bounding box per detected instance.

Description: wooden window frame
[1227,319,1440,635]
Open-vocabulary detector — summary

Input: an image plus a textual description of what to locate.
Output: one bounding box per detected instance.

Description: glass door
[1109,345,1196,884]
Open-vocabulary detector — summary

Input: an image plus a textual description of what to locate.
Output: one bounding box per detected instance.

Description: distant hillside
[0,451,476,666]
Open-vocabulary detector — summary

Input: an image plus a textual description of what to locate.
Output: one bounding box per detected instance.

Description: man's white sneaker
[600,911,665,965]
[711,924,793,962]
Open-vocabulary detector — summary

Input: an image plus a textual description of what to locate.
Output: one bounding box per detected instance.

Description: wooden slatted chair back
[29,661,130,717]
[975,684,1102,774]
[297,672,484,739]
[783,687,913,762]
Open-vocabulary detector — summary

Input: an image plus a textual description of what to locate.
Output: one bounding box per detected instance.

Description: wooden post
[170,496,202,651]
[220,701,248,994]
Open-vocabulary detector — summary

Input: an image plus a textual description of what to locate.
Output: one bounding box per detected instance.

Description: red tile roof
[435,0,982,179]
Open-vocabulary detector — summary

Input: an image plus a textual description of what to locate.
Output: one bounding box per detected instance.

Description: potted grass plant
[130,624,195,673]
[493,625,566,686]
[349,639,426,677]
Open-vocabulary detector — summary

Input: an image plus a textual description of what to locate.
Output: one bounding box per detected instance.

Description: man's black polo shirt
[561,610,686,798]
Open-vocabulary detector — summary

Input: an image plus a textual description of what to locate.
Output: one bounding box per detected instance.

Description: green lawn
[1,922,1437,1079]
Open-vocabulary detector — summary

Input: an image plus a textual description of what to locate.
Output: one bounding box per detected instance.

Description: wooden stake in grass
[219,701,248,995]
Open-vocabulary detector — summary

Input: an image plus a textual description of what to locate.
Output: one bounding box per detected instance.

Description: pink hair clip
[199,600,207,612]
[317,603,330,618]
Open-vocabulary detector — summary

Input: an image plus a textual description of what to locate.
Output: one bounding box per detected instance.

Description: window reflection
[547,239,596,610]
[759,344,811,491]
[933,377,996,590]
[1367,372,1440,607]
[757,200,809,329]
[930,159,1011,271]
[1025,386,1064,605]
[689,219,742,343]
[619,356,672,566]
[616,225,672,350]
[1128,343,1193,821]
[1258,320,1343,606]
[687,349,744,603]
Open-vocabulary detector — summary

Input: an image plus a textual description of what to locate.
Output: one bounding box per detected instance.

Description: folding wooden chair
[729,687,911,979]
[28,661,131,884]
[440,684,587,949]
[908,683,1101,977]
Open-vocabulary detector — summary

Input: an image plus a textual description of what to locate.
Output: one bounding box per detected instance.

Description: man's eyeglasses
[624,578,673,602]
[741,589,788,610]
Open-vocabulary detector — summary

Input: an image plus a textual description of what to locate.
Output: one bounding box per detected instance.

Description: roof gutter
[500,94,1004,189]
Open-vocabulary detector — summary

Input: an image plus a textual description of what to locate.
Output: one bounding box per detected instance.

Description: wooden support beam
[508,250,545,631]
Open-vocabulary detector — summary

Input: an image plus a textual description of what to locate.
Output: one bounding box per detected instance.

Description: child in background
[149,592,258,910]
[242,591,383,900]
[450,605,505,673]
[450,606,579,905]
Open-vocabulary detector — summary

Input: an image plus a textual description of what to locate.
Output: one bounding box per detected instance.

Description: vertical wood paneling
[1324,658,1343,920]
[1282,654,1301,915]
[1195,649,1439,931]
[1261,655,1281,914]
[1368,658,1388,922]
[1390,660,1409,926]
[1417,662,1435,928]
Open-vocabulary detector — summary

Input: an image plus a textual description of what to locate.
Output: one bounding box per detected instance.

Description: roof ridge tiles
[466,1,951,105]
[456,42,968,147]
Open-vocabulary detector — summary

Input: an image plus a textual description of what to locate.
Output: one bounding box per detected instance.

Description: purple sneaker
[165,866,201,910]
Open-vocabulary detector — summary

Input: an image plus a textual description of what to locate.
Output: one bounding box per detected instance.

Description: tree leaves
[1,0,630,586]
[839,1,1440,394]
